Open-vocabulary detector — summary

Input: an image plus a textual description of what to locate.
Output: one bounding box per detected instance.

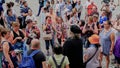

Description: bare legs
[100,53,110,68]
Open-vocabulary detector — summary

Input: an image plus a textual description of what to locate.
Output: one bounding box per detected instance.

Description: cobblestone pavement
[4,0,120,68]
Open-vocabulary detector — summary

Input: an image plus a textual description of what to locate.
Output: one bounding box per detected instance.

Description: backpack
[52,56,65,68]
[113,36,120,58]
[19,50,40,68]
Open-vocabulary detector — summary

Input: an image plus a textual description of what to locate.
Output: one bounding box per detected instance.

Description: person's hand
[16,37,22,40]
[8,63,14,68]
[32,29,36,33]
[25,13,28,16]
[57,31,62,35]
[109,51,113,55]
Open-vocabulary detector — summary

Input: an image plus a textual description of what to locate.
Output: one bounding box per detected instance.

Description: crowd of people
[0,0,120,68]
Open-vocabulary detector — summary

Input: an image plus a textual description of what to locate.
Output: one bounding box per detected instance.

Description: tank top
[45,24,52,34]
[99,29,113,56]
[13,30,24,42]
[2,41,18,67]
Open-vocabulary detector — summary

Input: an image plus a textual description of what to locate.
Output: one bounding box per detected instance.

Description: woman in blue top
[6,9,16,29]
[66,0,72,20]
[99,20,115,68]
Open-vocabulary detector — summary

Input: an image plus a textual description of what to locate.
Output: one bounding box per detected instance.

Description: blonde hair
[67,0,71,3]
[71,8,77,17]
[11,22,20,27]
[88,16,93,23]
[72,8,77,13]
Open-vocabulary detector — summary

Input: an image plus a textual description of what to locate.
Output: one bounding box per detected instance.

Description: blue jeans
[37,5,43,16]
[45,40,53,50]
[44,0,48,6]
[78,12,81,20]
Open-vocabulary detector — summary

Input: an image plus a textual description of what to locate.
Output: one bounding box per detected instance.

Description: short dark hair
[44,8,47,11]
[6,3,12,8]
[106,20,112,25]
[23,1,27,5]
[9,2,14,7]
[26,19,33,24]
[79,20,85,26]
[7,8,12,15]
[45,16,51,20]
[47,1,50,4]
[53,43,63,55]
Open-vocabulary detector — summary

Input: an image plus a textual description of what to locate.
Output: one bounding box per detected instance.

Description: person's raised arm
[93,24,98,34]
[52,24,56,32]
[82,24,87,34]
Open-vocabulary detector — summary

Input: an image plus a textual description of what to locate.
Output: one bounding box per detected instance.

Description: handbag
[83,47,98,68]
[43,32,52,40]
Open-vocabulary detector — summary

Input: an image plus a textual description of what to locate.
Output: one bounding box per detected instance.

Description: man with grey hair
[27,39,47,68]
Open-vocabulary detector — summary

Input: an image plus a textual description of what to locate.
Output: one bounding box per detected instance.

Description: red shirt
[87,4,97,15]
